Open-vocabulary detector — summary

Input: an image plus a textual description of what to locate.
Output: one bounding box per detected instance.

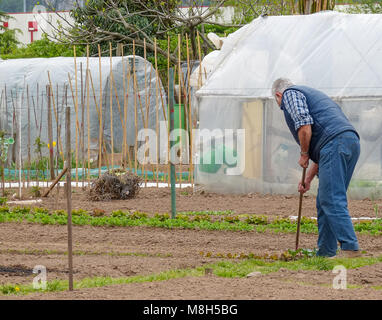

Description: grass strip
[2,255,382,296]
[0,266,204,296]
[212,255,382,277]
[1,206,382,235]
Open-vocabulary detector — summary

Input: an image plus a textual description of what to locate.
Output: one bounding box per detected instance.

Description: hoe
[295,168,307,251]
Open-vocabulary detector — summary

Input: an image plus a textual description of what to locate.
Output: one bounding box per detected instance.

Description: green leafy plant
[374,204,379,219]
[72,209,90,216]
[245,215,268,225]
[30,186,41,198]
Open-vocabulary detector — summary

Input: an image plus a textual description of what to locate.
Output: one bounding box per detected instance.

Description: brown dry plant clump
[89,170,142,201]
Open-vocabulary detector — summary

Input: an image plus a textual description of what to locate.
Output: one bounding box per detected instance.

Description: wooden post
[65,106,74,291]
[47,86,55,180]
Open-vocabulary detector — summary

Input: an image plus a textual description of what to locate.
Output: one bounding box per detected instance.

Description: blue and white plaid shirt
[281,90,314,131]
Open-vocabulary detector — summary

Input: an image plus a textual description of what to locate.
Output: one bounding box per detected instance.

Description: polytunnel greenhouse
[0,55,167,166]
[195,11,382,199]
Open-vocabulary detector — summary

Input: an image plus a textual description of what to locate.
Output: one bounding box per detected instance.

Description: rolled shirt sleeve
[282,90,314,131]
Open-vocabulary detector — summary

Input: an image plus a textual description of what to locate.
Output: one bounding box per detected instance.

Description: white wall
[4,11,73,45]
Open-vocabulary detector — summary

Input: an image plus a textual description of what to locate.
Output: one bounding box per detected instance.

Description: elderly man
[272,78,361,258]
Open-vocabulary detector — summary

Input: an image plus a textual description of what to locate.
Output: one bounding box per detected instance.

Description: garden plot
[0,187,381,299]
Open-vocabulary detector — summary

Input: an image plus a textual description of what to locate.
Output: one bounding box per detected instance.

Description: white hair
[272,78,294,97]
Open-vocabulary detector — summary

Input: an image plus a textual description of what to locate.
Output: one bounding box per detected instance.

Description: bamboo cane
[142,39,147,185]
[167,35,171,187]
[186,33,193,185]
[86,45,91,183]
[80,62,85,188]
[124,54,133,170]
[27,85,31,188]
[197,31,203,89]
[154,38,160,187]
[132,40,138,174]
[73,46,79,187]
[88,70,110,170]
[109,43,114,171]
[178,34,183,187]
[47,85,55,181]
[98,44,103,177]
[56,83,59,177]
[18,87,23,195]
[111,71,126,138]
[42,167,68,197]
[56,83,60,196]
[146,55,155,185]
[47,71,64,161]
[122,46,127,169]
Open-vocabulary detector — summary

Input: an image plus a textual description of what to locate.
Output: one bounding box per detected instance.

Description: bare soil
[0,187,381,300]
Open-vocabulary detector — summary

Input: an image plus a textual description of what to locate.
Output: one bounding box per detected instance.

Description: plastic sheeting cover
[0,56,167,162]
[197,12,382,98]
[195,12,382,199]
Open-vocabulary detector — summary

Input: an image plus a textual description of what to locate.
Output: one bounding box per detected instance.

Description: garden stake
[169,68,176,219]
[167,35,171,187]
[295,167,307,251]
[178,34,183,188]
[27,85,31,188]
[86,45,91,183]
[109,42,114,170]
[133,40,138,173]
[65,106,74,291]
[98,44,103,178]
[74,46,79,187]
[47,85,55,180]
[186,33,193,186]
[154,38,160,187]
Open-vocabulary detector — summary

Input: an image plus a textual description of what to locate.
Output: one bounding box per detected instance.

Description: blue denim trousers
[316,131,360,257]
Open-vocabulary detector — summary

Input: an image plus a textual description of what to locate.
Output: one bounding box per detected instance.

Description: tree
[46,0,234,62]
[0,7,20,55]
[228,0,336,24]
[344,0,382,13]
